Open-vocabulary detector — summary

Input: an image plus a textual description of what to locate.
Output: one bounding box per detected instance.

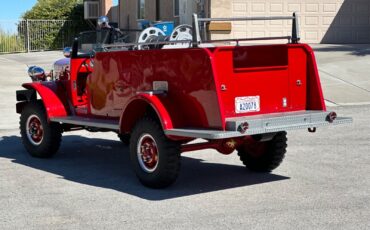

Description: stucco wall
[114,0,370,43]
[210,0,370,44]
[119,0,178,30]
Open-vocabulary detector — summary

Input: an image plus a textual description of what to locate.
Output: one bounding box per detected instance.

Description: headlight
[28,66,46,82]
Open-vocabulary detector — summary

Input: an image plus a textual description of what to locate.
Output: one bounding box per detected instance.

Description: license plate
[235,96,260,113]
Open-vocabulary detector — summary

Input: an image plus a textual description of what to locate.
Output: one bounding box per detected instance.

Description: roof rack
[192,12,300,47]
[98,12,300,51]
[103,40,192,49]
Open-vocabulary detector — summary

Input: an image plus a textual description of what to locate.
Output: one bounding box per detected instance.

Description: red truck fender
[119,93,173,134]
[19,82,68,120]
[301,44,327,111]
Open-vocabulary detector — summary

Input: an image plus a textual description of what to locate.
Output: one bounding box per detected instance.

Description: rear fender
[119,93,173,134]
[19,82,68,119]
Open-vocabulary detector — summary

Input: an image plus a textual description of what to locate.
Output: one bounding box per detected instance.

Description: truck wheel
[118,133,130,145]
[237,132,287,172]
[20,102,62,158]
[130,117,181,188]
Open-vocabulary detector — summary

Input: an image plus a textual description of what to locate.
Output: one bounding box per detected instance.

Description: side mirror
[63,47,72,58]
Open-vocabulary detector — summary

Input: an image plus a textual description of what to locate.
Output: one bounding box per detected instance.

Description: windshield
[76,30,133,57]
[77,31,98,57]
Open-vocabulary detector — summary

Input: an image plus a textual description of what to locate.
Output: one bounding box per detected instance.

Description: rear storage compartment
[161,44,352,139]
[212,44,312,119]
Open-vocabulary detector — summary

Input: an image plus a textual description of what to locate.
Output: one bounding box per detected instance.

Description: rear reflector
[326,112,337,123]
[238,122,249,133]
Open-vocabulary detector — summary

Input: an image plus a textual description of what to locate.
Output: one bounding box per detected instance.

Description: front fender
[119,93,173,133]
[21,82,68,119]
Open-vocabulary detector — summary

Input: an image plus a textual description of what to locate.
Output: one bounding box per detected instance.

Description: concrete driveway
[0,51,61,130]
[312,44,370,106]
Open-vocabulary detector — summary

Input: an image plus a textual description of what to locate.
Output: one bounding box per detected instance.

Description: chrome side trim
[50,116,119,130]
[136,90,166,96]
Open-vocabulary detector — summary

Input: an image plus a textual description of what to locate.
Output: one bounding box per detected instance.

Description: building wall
[108,5,119,24]
[159,1,179,23]
[119,0,179,30]
[100,0,369,43]
[210,0,370,44]
[101,0,113,16]
[119,0,134,29]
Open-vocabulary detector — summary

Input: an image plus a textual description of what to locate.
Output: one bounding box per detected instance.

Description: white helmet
[97,16,110,28]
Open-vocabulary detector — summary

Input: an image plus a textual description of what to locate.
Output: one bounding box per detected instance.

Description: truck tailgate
[212,44,309,119]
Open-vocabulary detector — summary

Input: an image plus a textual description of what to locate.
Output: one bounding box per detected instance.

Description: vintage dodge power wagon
[16,14,352,188]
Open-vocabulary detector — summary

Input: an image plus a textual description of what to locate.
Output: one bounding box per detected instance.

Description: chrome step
[225,110,352,135]
[50,116,119,130]
[165,110,352,139]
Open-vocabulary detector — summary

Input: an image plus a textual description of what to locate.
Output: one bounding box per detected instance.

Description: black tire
[20,101,62,158]
[237,132,287,172]
[118,133,130,145]
[130,117,181,188]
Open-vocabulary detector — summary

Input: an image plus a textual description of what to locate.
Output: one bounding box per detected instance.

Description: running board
[50,116,120,131]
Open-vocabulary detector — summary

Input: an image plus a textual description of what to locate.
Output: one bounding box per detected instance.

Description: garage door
[230,0,370,43]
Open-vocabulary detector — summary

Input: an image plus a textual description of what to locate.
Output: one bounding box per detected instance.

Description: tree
[20,0,90,51]
[22,0,84,20]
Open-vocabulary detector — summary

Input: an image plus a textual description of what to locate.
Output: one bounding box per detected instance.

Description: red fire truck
[16,14,352,188]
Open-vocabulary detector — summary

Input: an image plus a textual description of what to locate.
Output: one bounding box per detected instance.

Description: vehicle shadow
[0,135,289,201]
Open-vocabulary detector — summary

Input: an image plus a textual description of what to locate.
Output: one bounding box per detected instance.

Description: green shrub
[0,29,26,53]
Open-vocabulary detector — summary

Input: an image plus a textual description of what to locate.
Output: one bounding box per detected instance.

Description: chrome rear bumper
[165,110,352,139]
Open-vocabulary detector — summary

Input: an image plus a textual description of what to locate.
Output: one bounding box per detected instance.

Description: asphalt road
[312,44,370,106]
[0,105,369,229]
[0,49,369,229]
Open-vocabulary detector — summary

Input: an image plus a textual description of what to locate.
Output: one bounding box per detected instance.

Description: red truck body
[21,44,326,132]
[16,14,351,188]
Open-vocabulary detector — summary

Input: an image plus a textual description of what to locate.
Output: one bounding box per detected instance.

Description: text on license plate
[235,96,260,113]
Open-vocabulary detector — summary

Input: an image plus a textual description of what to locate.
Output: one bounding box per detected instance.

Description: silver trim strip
[203,36,291,44]
[50,117,119,130]
[197,16,295,22]
[136,90,166,95]
[165,111,352,139]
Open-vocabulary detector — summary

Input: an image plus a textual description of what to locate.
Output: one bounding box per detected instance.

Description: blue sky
[0,0,118,33]
[0,0,119,20]
[0,0,38,20]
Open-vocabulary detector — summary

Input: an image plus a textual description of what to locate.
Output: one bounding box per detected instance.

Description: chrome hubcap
[26,115,44,146]
[137,134,159,173]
